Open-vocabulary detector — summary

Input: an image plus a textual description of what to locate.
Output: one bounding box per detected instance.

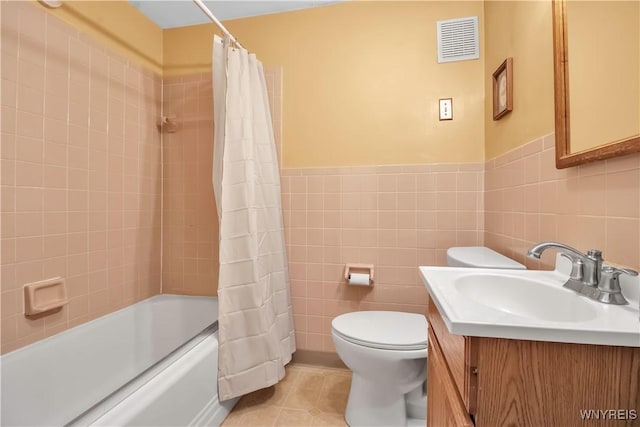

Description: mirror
[552,0,640,168]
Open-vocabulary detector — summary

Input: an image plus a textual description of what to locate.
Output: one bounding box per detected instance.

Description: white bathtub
[1,294,238,426]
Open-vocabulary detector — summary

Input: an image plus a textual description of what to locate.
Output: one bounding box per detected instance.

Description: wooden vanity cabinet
[426,300,640,427]
[427,328,473,427]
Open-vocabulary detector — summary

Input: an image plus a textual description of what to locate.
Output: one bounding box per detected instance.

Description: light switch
[439,98,453,121]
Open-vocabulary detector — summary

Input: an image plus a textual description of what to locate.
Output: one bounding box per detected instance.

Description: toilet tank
[446,246,526,269]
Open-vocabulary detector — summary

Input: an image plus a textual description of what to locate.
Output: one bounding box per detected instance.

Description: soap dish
[24,277,68,316]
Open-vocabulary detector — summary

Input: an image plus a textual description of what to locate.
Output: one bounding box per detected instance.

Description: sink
[453,274,598,322]
[418,264,640,347]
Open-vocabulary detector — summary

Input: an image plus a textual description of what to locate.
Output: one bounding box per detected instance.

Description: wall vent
[437,16,479,63]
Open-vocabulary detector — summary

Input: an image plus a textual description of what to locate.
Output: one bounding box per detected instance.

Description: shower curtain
[212,35,295,401]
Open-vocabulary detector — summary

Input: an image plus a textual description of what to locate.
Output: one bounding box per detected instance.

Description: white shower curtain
[212,35,295,401]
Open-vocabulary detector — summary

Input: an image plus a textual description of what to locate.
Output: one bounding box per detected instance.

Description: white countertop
[419,264,640,347]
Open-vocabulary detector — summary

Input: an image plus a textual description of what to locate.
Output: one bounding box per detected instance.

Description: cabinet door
[427,328,474,427]
[427,300,477,413]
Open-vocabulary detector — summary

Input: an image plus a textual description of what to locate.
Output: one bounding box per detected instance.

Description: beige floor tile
[221,363,352,427]
[279,375,301,391]
[264,384,296,406]
[220,398,256,425]
[283,364,304,380]
[283,385,322,410]
[219,409,244,427]
[243,371,299,407]
[321,372,351,395]
[274,408,313,426]
[316,390,348,415]
[308,408,323,417]
[295,369,327,390]
[244,385,279,406]
[233,396,250,409]
[237,404,282,427]
[309,411,348,427]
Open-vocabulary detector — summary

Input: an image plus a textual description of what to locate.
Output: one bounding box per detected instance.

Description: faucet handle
[587,249,603,261]
[594,265,634,305]
[559,252,584,281]
[602,264,638,277]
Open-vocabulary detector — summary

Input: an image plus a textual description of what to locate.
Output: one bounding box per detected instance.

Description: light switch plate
[439,98,453,120]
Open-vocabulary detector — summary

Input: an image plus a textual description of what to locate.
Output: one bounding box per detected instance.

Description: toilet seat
[331,311,427,351]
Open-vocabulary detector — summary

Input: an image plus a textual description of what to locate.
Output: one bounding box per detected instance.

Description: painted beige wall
[163,23,219,76]
[567,1,640,153]
[42,0,163,73]
[484,0,555,159]
[164,2,486,167]
[33,0,634,163]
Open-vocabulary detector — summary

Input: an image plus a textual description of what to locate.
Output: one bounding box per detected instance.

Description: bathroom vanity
[426,300,640,426]
[420,263,640,427]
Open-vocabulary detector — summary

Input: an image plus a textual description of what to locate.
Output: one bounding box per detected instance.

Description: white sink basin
[453,274,598,322]
[419,264,640,347]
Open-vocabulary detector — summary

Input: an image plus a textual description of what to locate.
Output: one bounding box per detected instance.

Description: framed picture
[492,57,513,120]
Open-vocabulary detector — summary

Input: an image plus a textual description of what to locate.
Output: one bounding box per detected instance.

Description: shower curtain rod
[192,0,244,49]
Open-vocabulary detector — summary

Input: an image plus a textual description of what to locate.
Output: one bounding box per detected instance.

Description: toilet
[446,246,526,270]
[331,311,427,427]
[332,246,525,427]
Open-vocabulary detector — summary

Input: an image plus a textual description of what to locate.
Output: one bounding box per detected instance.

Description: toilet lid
[332,311,427,351]
[447,246,526,269]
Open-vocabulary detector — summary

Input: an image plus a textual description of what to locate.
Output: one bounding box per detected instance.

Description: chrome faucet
[527,242,603,286]
[527,242,638,305]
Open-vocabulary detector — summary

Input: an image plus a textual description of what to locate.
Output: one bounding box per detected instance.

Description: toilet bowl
[331,311,427,427]
[333,247,524,426]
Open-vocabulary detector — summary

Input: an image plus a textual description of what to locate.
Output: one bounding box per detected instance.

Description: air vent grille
[437,16,479,63]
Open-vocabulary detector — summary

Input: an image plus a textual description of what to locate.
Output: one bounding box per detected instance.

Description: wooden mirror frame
[552,0,640,169]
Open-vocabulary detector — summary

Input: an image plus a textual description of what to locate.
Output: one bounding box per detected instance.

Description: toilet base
[344,373,408,427]
[406,382,426,420]
[407,417,426,427]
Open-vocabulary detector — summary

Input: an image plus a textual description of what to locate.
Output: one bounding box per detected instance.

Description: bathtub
[1,294,239,426]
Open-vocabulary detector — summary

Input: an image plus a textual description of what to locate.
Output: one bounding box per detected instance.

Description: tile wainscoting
[485,133,640,271]
[281,162,484,352]
[285,133,640,354]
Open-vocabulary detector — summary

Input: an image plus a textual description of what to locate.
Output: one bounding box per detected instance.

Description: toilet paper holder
[344,263,375,284]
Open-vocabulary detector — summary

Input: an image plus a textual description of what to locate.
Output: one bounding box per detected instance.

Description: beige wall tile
[0,3,162,354]
[281,162,484,353]
[485,134,640,275]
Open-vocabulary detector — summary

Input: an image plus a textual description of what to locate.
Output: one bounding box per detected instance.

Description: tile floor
[221,363,351,427]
